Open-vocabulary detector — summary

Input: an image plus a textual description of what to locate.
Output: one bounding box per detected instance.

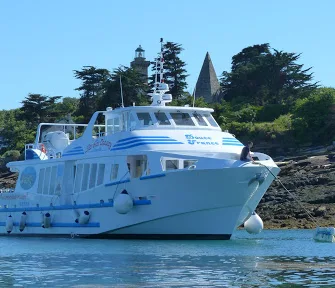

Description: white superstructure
[1,40,280,239]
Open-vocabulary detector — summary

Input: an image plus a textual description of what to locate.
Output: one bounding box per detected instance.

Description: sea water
[0,230,334,287]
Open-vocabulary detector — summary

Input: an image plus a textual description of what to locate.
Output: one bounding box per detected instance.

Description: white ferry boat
[1,41,280,239]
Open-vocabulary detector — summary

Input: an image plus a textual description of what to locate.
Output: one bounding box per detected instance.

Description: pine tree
[220,44,318,105]
[74,66,111,122]
[20,94,62,128]
[98,66,150,109]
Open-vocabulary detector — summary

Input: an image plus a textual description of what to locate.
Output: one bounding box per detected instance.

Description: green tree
[98,66,149,109]
[1,109,34,151]
[220,44,317,105]
[151,42,188,99]
[292,87,335,144]
[74,66,111,122]
[20,94,62,128]
[53,97,79,117]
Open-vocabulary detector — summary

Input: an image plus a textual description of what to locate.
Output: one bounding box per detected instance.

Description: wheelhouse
[103,106,221,134]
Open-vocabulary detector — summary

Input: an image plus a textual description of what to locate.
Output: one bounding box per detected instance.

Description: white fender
[5,215,14,234]
[114,190,133,214]
[19,212,27,232]
[244,212,263,234]
[78,210,90,224]
[42,212,51,228]
[73,210,80,223]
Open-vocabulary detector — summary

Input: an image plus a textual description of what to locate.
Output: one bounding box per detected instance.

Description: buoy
[114,190,133,214]
[78,210,90,224]
[5,215,14,234]
[19,212,27,232]
[42,212,51,228]
[313,227,335,242]
[244,212,263,234]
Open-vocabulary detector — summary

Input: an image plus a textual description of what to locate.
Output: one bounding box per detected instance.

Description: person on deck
[240,141,254,162]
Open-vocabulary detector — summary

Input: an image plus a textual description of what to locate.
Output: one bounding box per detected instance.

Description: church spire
[195,52,220,103]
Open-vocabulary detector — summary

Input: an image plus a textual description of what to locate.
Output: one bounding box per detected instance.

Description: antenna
[154,58,158,93]
[120,75,124,107]
[192,86,196,107]
[159,38,164,84]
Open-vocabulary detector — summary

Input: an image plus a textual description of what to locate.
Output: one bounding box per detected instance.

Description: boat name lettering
[19,201,30,206]
[85,139,112,153]
[0,194,27,200]
[185,134,218,145]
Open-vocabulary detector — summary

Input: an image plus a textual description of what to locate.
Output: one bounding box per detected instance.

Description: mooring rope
[255,162,321,227]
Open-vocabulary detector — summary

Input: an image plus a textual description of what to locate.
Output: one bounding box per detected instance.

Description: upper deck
[103,105,221,134]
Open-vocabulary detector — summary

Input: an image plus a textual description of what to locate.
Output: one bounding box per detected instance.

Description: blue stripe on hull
[0,222,100,228]
[111,141,183,151]
[117,136,170,143]
[0,199,151,213]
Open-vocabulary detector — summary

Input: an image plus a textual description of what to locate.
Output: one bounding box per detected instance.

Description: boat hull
[0,163,279,239]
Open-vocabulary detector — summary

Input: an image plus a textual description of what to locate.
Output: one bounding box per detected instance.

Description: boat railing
[33,123,105,146]
[24,123,105,159]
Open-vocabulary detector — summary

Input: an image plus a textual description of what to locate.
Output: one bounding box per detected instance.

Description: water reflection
[0,230,334,287]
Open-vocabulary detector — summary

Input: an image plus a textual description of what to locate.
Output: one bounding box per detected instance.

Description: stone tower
[195,52,220,103]
[130,45,150,81]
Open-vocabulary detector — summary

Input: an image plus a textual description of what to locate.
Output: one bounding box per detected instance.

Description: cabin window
[111,164,119,180]
[137,112,152,126]
[107,119,113,134]
[203,113,219,127]
[170,112,195,126]
[127,155,148,178]
[122,112,129,131]
[166,159,179,170]
[193,113,208,126]
[89,163,97,189]
[81,163,90,191]
[43,167,51,194]
[49,166,57,194]
[135,159,147,178]
[74,164,83,193]
[129,113,137,130]
[97,163,105,186]
[114,117,121,132]
[184,160,198,169]
[107,117,122,134]
[37,168,45,194]
[154,112,171,126]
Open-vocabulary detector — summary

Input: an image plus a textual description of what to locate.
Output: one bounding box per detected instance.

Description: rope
[112,171,130,200]
[254,162,321,227]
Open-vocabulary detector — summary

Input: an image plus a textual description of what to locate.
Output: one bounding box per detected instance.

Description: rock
[313,206,327,217]
[295,160,312,167]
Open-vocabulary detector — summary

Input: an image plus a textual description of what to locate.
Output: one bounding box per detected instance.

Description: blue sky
[0,0,334,110]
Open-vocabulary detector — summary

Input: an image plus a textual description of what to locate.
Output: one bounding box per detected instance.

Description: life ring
[40,144,47,154]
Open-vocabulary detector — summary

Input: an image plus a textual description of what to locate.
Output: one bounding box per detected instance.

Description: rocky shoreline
[0,154,334,230]
[257,153,335,229]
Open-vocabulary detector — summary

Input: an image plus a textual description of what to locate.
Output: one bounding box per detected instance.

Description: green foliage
[2,150,21,161]
[256,104,289,122]
[98,66,150,109]
[220,44,317,106]
[0,150,21,172]
[0,109,35,151]
[151,41,188,99]
[20,94,62,128]
[292,87,335,143]
[54,97,79,116]
[74,66,111,122]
